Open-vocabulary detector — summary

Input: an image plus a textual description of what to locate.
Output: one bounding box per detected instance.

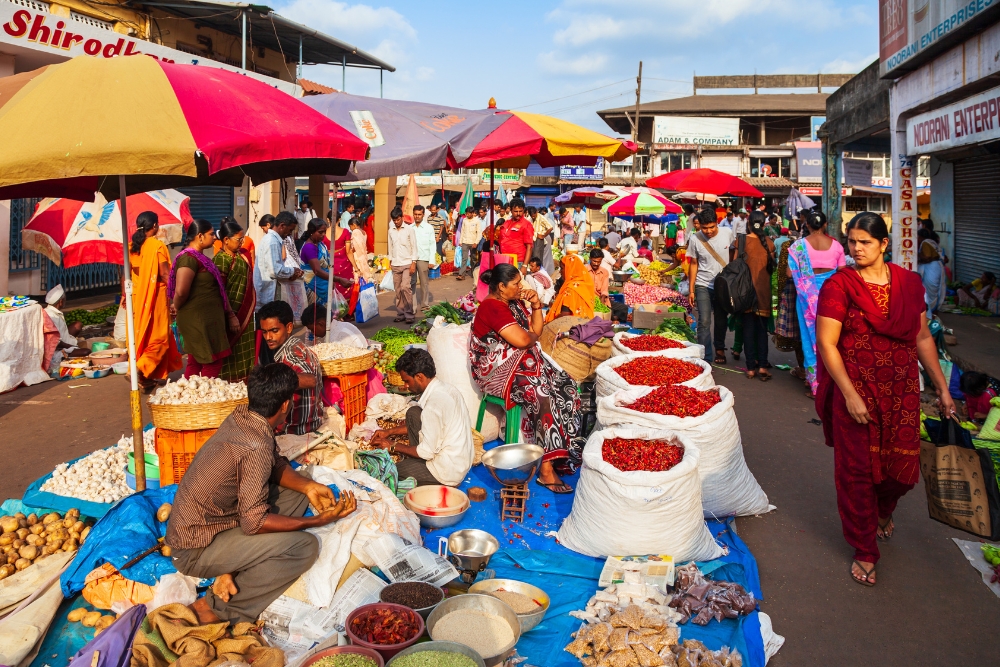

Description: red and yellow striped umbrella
[0,56,369,200]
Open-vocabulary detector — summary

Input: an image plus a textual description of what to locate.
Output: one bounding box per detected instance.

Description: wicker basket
[149,397,247,431]
[319,350,375,377]
[386,370,405,387]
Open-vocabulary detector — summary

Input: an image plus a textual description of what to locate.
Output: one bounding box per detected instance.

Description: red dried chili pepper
[614,357,702,386]
[625,385,721,417]
[350,607,420,645]
[603,437,685,472]
[620,335,687,352]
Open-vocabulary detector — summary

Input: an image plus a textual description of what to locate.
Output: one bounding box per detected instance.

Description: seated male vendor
[166,363,357,625]
[257,300,325,435]
[370,349,474,487]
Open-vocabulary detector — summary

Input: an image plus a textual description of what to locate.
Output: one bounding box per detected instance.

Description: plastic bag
[149,573,198,611]
[330,289,349,321]
[379,271,395,292]
[326,321,367,347]
[426,321,500,441]
[355,278,379,324]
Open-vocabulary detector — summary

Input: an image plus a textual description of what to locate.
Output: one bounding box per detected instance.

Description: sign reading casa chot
[0,3,296,94]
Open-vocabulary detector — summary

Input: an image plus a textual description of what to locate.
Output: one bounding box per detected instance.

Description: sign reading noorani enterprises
[0,3,297,94]
[652,116,739,146]
[906,82,1000,153]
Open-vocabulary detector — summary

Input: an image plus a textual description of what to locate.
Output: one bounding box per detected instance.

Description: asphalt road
[3,279,998,665]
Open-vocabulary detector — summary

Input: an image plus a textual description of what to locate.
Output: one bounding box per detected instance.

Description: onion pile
[148,376,246,405]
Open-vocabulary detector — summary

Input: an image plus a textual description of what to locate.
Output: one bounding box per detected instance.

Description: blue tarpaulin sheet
[421,455,766,667]
[22,453,118,519]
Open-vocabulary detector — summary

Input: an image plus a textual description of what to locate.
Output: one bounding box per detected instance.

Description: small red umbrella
[646,168,762,197]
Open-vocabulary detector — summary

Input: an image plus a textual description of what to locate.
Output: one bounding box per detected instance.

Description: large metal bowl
[612,270,633,283]
[426,594,521,667]
[408,502,469,529]
[480,444,544,486]
[387,641,486,667]
[468,578,549,634]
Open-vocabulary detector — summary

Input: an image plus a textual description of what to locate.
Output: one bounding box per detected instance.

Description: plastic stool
[477,394,522,444]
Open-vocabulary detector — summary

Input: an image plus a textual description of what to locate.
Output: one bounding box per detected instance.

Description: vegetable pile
[424,301,468,325]
[654,317,696,342]
[349,606,421,645]
[371,327,426,373]
[312,342,370,361]
[620,335,686,352]
[593,296,611,313]
[64,304,118,326]
[40,431,155,503]
[310,655,378,667]
[148,376,246,405]
[614,357,702,386]
[0,510,88,580]
[603,437,685,473]
[625,386,722,418]
[622,281,688,310]
[983,544,1000,584]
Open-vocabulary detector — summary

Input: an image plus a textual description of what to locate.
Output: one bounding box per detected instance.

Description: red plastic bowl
[346,602,425,661]
[302,645,385,667]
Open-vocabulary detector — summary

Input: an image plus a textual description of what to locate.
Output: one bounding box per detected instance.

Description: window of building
[845,196,867,212]
[659,152,692,173]
[917,156,930,178]
[868,197,888,212]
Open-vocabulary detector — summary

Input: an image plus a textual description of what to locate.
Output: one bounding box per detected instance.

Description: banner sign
[906,82,1000,152]
[653,116,739,146]
[794,141,822,183]
[843,158,875,186]
[559,158,605,181]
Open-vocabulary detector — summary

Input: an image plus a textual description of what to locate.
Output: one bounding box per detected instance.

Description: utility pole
[630,61,643,186]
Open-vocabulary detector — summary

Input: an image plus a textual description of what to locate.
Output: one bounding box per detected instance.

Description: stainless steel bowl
[426,594,521,667]
[387,640,486,667]
[409,502,469,529]
[468,578,549,634]
[480,444,544,486]
[612,270,632,283]
[379,581,445,621]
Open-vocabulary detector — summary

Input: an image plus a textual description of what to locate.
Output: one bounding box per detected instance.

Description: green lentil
[310,654,378,667]
[391,651,478,667]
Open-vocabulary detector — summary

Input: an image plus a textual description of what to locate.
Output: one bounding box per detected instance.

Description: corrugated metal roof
[599,93,829,118]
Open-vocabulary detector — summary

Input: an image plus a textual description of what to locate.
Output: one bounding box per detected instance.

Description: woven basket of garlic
[148,377,248,431]
[312,342,375,377]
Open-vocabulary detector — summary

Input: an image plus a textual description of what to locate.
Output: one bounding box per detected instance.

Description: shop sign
[810,116,826,142]
[652,116,739,146]
[0,4,296,93]
[880,0,1000,77]
[479,170,522,183]
[894,156,917,269]
[843,158,875,186]
[795,141,822,183]
[905,82,1000,153]
[559,158,604,181]
[799,186,852,196]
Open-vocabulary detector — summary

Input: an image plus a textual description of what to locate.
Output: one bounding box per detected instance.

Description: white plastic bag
[149,573,198,611]
[597,385,772,518]
[611,332,704,359]
[595,353,714,401]
[557,426,723,562]
[326,321,367,347]
[379,271,395,292]
[426,320,500,441]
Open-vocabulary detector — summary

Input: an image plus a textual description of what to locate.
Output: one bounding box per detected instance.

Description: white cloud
[553,16,626,46]
[823,53,879,74]
[276,0,415,40]
[537,51,610,76]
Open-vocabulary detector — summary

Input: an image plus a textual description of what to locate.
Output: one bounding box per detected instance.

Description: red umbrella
[646,168,762,197]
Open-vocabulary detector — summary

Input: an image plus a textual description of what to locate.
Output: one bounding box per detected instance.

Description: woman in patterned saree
[213,220,256,382]
[816,212,956,587]
[469,263,583,493]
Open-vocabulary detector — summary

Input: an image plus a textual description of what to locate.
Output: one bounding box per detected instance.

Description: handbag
[711,233,757,315]
[355,278,380,324]
[921,415,1000,540]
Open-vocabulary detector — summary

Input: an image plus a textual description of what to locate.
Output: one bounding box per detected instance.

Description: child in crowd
[960,371,1000,420]
[300,303,327,342]
[637,240,654,261]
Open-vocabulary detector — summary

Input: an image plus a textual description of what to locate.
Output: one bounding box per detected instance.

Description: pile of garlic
[116,427,157,455]
[40,444,133,503]
[148,376,247,405]
[312,342,370,361]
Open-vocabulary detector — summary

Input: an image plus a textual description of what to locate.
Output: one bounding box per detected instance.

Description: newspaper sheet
[598,555,675,588]
[363,533,458,586]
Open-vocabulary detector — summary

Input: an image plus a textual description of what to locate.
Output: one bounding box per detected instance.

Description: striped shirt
[274,335,324,435]
[165,406,289,549]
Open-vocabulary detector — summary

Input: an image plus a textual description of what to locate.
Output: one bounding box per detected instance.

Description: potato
[17,518,26,529]
[66,508,80,518]
[0,533,13,547]
[12,539,24,550]
[18,545,38,560]
[42,544,58,555]
[0,564,13,577]
[156,503,172,523]
[15,528,28,540]
[80,526,91,543]
[41,513,60,526]
[36,552,48,561]
[69,530,81,541]
[160,545,172,557]
[95,615,115,631]
[48,539,63,551]
[13,512,24,521]
[29,524,45,536]
[0,517,19,534]
[1,546,12,555]
[81,611,102,627]
[26,513,38,526]
[6,553,17,565]
[62,538,78,552]
[0,568,8,581]
[27,534,44,547]
[67,607,88,622]
[14,558,30,571]
[71,520,85,533]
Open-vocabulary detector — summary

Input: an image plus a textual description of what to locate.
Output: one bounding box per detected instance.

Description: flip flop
[535,479,573,494]
[758,370,772,382]
[851,560,876,587]
[732,351,740,360]
[877,514,894,541]
[393,316,406,322]
[714,353,727,365]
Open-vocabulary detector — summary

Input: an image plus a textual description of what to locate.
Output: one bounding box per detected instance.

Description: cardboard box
[632,304,686,331]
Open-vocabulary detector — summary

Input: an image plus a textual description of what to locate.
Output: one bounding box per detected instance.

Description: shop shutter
[953,156,1000,283]
[176,186,235,229]
[700,154,742,175]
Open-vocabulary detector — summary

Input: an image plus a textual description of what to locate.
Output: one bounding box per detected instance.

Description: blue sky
[273,0,879,134]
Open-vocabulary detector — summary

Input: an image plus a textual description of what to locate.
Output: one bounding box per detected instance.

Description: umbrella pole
[489,161,495,267]
[118,176,146,492]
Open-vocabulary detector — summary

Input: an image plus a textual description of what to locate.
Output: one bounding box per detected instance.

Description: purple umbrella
[302,92,506,180]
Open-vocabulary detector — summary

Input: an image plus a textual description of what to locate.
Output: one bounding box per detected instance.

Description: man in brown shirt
[166,363,356,625]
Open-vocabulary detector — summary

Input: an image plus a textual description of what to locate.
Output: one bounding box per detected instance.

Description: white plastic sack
[379,271,395,292]
[149,573,198,611]
[557,426,723,562]
[597,385,772,518]
[595,353,714,401]
[326,321,367,347]
[426,320,501,441]
[611,332,704,359]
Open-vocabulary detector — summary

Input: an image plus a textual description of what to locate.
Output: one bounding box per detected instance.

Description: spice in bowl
[349,607,421,646]
[432,609,514,658]
[486,589,542,614]
[379,582,443,610]
[310,655,379,667]
[391,652,478,667]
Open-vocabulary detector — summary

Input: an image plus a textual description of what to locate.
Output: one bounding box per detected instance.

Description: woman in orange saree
[545,253,596,323]
[129,211,181,391]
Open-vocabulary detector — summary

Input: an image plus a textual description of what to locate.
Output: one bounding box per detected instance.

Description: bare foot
[851,560,876,585]
[190,596,224,624]
[212,573,238,602]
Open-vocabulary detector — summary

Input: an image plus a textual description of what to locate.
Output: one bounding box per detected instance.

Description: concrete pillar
[822,141,844,241]
[929,157,954,263]
[233,176,249,228]
[373,177,393,255]
[890,90,916,270]
[308,176,329,224]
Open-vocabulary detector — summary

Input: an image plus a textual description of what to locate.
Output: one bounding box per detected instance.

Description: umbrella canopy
[557,186,664,209]
[786,188,817,219]
[0,56,369,201]
[646,168,762,197]
[23,190,193,268]
[602,191,682,216]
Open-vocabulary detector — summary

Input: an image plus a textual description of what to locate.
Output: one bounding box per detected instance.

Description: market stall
[0,299,50,393]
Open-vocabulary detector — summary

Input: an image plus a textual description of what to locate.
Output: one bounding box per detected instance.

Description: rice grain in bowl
[426,594,520,667]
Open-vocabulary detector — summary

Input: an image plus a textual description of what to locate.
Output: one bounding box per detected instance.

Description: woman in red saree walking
[816,212,956,587]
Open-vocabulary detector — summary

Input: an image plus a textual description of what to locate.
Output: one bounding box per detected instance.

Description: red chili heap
[626,386,722,417]
[614,356,702,386]
[621,335,687,352]
[350,607,421,645]
[603,437,685,472]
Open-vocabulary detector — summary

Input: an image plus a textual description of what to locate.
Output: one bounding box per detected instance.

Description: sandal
[877,514,894,541]
[758,369,772,382]
[713,352,727,365]
[536,479,574,494]
[732,351,740,360]
[393,316,405,322]
[851,560,876,587]
[790,367,806,380]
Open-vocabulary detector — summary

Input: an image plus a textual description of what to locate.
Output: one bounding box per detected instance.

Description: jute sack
[597,385,772,518]
[557,425,724,561]
[540,317,612,383]
[595,353,714,401]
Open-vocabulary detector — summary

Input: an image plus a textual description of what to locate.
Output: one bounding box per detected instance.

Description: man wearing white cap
[41,285,88,371]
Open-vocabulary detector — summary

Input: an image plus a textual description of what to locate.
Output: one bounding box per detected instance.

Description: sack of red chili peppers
[611,332,705,359]
[595,353,715,400]
[597,385,773,518]
[557,425,724,562]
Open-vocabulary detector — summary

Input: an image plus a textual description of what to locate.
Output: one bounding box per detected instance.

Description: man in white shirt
[735,209,749,235]
[294,199,317,236]
[604,226,621,251]
[387,206,417,323]
[370,349,473,486]
[573,205,588,242]
[43,284,89,368]
[687,209,735,364]
[719,210,735,229]
[254,212,303,310]
[410,205,436,310]
[338,199,355,230]
[456,206,481,280]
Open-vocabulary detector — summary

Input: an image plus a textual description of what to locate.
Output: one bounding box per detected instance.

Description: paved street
[3,286,999,664]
